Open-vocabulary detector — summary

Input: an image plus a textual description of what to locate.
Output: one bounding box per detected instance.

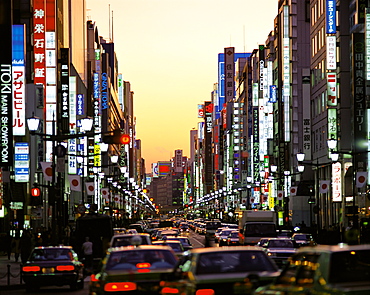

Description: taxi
[22,245,84,292]
[255,243,370,295]
[89,244,178,295]
[160,246,280,295]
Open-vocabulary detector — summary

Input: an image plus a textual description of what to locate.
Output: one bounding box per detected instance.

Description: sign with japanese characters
[332,162,342,202]
[0,0,13,166]
[326,36,336,70]
[327,72,337,106]
[326,0,336,34]
[33,0,46,87]
[12,25,26,136]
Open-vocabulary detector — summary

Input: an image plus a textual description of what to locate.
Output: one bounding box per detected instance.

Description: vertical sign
[60,48,70,133]
[174,149,183,173]
[332,162,342,202]
[33,0,46,87]
[327,108,337,143]
[326,0,336,34]
[118,73,124,109]
[12,25,26,136]
[224,47,235,131]
[366,9,370,80]
[302,69,312,160]
[0,0,13,166]
[14,142,29,182]
[204,101,213,193]
[283,5,291,142]
[353,33,367,165]
[326,36,337,70]
[68,76,77,174]
[327,72,337,106]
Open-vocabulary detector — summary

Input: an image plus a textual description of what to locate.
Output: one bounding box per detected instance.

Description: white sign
[326,36,337,70]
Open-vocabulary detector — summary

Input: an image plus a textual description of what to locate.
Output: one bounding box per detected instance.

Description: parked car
[262,238,298,268]
[89,245,178,294]
[160,246,280,295]
[22,246,84,292]
[255,243,370,295]
[109,233,152,247]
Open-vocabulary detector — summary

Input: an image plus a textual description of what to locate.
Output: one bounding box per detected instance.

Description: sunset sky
[86,0,278,172]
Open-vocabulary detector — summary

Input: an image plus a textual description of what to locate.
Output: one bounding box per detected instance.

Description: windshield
[244,223,277,237]
[30,249,73,261]
[112,236,150,247]
[106,249,177,271]
[267,240,294,248]
[196,251,278,274]
[205,221,222,230]
[329,250,370,283]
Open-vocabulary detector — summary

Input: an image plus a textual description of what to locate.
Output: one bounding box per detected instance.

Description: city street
[1,230,208,294]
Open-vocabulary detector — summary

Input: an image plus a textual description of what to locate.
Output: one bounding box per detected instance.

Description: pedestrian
[81,237,93,270]
[5,232,12,260]
[11,232,21,262]
[21,230,34,264]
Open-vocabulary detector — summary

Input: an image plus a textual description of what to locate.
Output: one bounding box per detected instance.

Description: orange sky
[86,0,278,172]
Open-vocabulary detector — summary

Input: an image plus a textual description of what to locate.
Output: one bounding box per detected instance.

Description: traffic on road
[2,215,370,294]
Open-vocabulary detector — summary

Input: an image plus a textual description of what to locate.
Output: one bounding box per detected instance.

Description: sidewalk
[0,253,24,290]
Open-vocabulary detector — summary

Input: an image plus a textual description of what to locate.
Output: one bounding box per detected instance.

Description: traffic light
[31,186,42,206]
[103,129,130,144]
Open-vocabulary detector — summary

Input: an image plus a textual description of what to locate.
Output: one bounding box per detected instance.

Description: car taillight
[161,287,180,294]
[22,266,40,272]
[137,262,151,272]
[196,289,215,295]
[90,274,99,282]
[56,265,75,271]
[104,282,137,292]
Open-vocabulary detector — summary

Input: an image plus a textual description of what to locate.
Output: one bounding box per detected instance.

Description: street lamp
[27,114,94,244]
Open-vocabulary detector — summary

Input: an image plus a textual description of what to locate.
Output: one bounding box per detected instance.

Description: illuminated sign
[327,72,337,106]
[12,25,26,136]
[326,0,336,34]
[14,142,29,182]
[326,36,336,70]
[366,10,370,80]
[198,104,204,118]
[332,162,341,202]
[269,85,277,103]
[68,76,77,174]
[77,94,84,115]
[33,0,46,86]
[0,0,12,166]
[283,6,290,142]
[327,108,337,142]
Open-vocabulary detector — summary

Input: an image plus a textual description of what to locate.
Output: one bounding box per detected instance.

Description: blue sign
[326,0,336,34]
[269,85,277,103]
[12,25,25,66]
[217,52,251,119]
[14,142,29,182]
[77,94,84,115]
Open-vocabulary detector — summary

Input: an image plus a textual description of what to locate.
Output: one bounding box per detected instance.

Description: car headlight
[267,252,276,257]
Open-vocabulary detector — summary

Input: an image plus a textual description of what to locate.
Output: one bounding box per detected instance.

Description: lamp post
[27,114,94,244]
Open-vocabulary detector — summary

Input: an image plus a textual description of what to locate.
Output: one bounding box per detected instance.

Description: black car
[22,245,84,292]
[89,245,178,294]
